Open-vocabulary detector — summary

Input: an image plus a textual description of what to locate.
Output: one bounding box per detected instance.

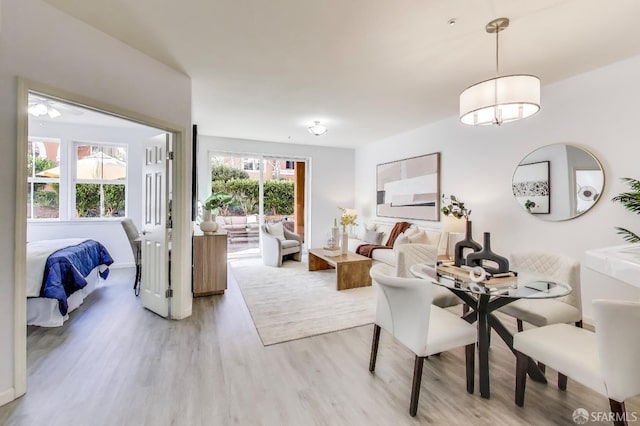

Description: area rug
[229,257,376,346]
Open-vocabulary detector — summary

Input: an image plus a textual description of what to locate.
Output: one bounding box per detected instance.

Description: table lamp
[442,215,466,261]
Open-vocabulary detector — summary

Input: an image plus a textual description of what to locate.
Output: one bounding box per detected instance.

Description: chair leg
[538,362,546,374]
[515,351,528,407]
[465,343,475,394]
[558,373,567,391]
[369,325,381,372]
[517,319,524,332]
[609,399,627,426]
[410,356,425,417]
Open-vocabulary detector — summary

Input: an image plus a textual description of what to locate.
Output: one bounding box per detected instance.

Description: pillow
[363,230,384,245]
[393,233,410,249]
[266,222,286,241]
[357,223,377,241]
[408,230,430,245]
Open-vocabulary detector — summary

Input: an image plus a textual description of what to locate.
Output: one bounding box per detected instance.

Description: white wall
[355,55,640,323]
[0,0,191,405]
[198,136,355,248]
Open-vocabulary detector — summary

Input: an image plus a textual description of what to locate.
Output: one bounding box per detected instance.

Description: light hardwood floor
[1,265,637,425]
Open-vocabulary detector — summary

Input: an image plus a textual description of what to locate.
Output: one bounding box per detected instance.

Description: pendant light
[459,18,540,126]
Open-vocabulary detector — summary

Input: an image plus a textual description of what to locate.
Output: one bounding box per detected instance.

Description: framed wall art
[512,160,550,214]
[376,152,440,221]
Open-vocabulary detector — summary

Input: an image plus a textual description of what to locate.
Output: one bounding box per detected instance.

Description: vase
[331,219,340,248]
[199,209,218,235]
[341,230,349,255]
[466,232,510,274]
[454,220,482,267]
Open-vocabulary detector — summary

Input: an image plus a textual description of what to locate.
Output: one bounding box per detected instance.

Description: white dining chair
[499,251,582,383]
[514,300,640,425]
[368,263,476,417]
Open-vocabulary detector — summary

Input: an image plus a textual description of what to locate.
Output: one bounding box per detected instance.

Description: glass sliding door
[208,152,307,258]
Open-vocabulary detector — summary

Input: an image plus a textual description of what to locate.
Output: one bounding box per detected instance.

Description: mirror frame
[512,143,604,221]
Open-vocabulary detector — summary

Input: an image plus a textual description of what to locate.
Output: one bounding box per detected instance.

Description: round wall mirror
[512,143,604,221]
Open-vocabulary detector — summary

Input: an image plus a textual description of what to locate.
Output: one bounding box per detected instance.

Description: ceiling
[43,0,640,148]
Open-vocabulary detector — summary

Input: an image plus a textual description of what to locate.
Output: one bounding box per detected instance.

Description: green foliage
[28,156,56,175]
[264,180,294,216]
[104,184,125,217]
[211,178,294,216]
[441,194,470,219]
[204,191,235,215]
[76,184,100,217]
[212,179,259,215]
[612,177,640,243]
[524,199,536,211]
[211,164,249,182]
[75,183,125,217]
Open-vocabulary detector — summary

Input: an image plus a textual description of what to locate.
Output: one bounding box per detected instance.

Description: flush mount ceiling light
[308,121,328,136]
[460,17,540,126]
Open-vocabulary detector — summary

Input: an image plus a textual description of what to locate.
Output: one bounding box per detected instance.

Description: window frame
[27,137,62,220]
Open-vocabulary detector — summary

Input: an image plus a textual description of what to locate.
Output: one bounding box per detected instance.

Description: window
[285,160,295,170]
[27,139,61,219]
[27,139,128,220]
[74,144,127,218]
[243,158,261,171]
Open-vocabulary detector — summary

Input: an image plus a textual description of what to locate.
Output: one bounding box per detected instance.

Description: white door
[140,133,171,317]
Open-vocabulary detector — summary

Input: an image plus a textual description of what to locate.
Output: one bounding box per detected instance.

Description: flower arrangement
[338,207,358,231]
[441,194,470,220]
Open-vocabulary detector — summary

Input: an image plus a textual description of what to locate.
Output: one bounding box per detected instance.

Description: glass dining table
[410,263,572,399]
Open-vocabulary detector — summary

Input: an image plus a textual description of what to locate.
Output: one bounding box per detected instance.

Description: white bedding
[26,238,88,297]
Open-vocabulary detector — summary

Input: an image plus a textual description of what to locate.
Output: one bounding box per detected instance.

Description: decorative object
[199,209,218,234]
[466,232,510,275]
[524,199,536,212]
[441,194,470,260]
[323,246,342,257]
[338,207,357,253]
[201,192,234,234]
[330,218,340,246]
[513,144,604,220]
[229,258,376,345]
[460,17,540,126]
[454,220,482,267]
[376,152,440,221]
[612,177,640,243]
[308,121,328,136]
[512,161,550,214]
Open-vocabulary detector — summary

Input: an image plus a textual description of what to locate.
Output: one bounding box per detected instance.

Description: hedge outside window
[74,144,127,218]
[27,139,60,219]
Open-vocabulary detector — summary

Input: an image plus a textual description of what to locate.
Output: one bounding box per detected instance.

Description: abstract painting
[512,160,550,214]
[376,152,440,221]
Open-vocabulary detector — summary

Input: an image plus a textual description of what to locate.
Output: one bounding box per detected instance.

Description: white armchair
[260,222,302,267]
[514,300,640,424]
[368,263,476,417]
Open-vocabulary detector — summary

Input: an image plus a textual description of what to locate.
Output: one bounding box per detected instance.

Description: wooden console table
[193,229,228,296]
[308,248,372,290]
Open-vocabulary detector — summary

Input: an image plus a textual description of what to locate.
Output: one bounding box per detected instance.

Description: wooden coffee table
[308,248,372,290]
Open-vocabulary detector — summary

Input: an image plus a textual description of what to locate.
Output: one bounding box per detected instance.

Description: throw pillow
[357,223,377,241]
[266,222,286,241]
[408,230,430,245]
[393,233,410,249]
[363,229,384,245]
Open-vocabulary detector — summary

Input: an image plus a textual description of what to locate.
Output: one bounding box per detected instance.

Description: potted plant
[200,192,234,234]
[612,177,640,242]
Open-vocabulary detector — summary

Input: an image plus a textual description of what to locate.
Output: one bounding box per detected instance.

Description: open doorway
[14,80,188,399]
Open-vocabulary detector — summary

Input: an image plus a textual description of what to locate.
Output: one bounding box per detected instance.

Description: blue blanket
[41,239,114,316]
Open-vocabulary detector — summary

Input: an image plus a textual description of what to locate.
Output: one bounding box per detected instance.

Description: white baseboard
[0,387,16,407]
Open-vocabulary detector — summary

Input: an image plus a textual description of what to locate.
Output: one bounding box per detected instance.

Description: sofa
[216,215,259,241]
[347,221,448,277]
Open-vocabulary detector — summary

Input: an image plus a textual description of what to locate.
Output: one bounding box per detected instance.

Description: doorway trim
[14,78,190,399]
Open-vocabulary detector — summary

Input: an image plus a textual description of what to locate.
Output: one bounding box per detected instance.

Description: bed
[27,238,114,327]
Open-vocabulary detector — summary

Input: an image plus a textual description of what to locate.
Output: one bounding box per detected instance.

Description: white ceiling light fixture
[308,121,328,136]
[460,17,540,126]
[28,102,61,118]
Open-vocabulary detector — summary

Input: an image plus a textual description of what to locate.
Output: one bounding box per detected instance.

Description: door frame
[205,150,312,248]
[14,78,191,398]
